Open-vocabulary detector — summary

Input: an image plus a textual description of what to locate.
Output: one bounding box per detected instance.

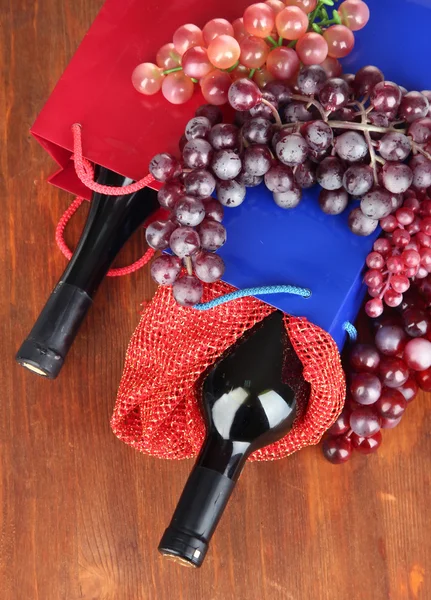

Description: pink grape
[150,255,182,286]
[182,46,213,79]
[230,64,252,82]
[320,57,342,78]
[132,63,164,95]
[266,47,300,80]
[232,18,250,44]
[200,70,232,105]
[404,338,431,371]
[265,0,285,15]
[284,0,317,14]
[170,226,201,258]
[207,35,241,70]
[296,33,328,65]
[173,24,204,56]
[323,25,355,59]
[276,6,309,40]
[243,3,276,38]
[364,269,383,288]
[240,36,270,69]
[162,72,194,104]
[202,18,234,45]
[193,251,225,283]
[253,67,276,88]
[339,0,370,31]
[366,252,385,270]
[156,43,181,70]
[365,297,384,317]
[322,436,352,464]
[172,275,203,307]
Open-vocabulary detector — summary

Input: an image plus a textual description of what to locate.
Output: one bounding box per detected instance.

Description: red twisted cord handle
[54,124,156,277]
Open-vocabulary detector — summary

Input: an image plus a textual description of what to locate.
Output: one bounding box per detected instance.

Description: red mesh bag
[111,281,346,461]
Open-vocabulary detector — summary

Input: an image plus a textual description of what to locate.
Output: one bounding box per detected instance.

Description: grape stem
[291,94,328,121]
[163,66,183,75]
[261,98,282,127]
[184,256,193,276]
[379,272,392,301]
[412,142,431,161]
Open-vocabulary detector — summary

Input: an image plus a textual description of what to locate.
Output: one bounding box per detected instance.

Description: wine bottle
[158,311,298,568]
[16,167,159,379]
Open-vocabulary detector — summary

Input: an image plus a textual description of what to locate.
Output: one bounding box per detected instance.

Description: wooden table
[1,2,430,599]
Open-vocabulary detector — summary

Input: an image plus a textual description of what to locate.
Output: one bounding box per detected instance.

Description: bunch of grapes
[132,0,369,105]
[323,285,431,464]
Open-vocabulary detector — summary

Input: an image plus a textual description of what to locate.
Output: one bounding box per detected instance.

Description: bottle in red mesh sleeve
[158,311,304,567]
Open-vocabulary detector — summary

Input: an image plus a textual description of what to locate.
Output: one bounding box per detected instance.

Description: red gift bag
[31,0,252,198]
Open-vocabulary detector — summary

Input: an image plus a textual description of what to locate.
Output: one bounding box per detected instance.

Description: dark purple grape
[208,123,240,151]
[308,147,331,164]
[360,187,392,219]
[195,104,223,125]
[169,226,201,257]
[150,255,182,286]
[234,110,252,127]
[250,91,278,120]
[342,73,355,88]
[375,325,406,356]
[350,373,382,405]
[370,81,402,113]
[381,162,413,194]
[350,343,380,373]
[174,196,206,227]
[243,144,272,176]
[158,180,186,210]
[398,91,430,123]
[319,188,349,215]
[282,101,315,124]
[294,160,316,189]
[301,120,333,152]
[228,78,262,111]
[351,432,382,454]
[327,409,351,436]
[343,164,374,197]
[197,219,227,251]
[185,116,211,140]
[367,111,389,140]
[379,356,409,389]
[242,118,273,145]
[193,251,225,283]
[275,133,309,167]
[179,134,187,153]
[378,132,411,161]
[236,171,263,187]
[390,192,404,211]
[211,150,242,180]
[183,139,213,169]
[402,308,430,338]
[203,198,224,222]
[334,131,368,162]
[348,208,379,236]
[375,388,406,420]
[409,155,431,190]
[297,65,327,96]
[353,65,384,97]
[264,164,294,193]
[264,81,292,105]
[322,435,352,464]
[350,407,381,437]
[172,275,203,307]
[216,180,246,207]
[184,169,216,197]
[316,157,344,190]
[408,117,431,144]
[145,220,177,250]
[149,153,182,182]
[318,78,350,111]
[273,184,302,209]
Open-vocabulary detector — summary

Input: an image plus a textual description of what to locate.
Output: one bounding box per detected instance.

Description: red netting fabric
[111,281,346,460]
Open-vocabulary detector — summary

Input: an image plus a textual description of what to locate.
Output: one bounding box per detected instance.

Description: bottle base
[158,527,208,568]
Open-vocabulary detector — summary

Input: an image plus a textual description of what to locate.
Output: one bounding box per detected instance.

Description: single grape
[202,18,234,45]
[195,104,223,125]
[264,164,294,193]
[266,0,285,15]
[193,251,225,283]
[367,111,389,140]
[296,32,328,65]
[334,131,368,162]
[243,144,273,176]
[200,70,232,106]
[276,133,309,167]
[397,376,418,403]
[301,120,333,152]
[197,219,227,251]
[392,229,411,248]
[353,65,384,97]
[253,66,276,88]
[207,34,241,69]
[375,325,407,356]
[182,139,214,169]
[208,123,240,150]
[403,338,431,371]
[343,164,374,196]
[416,366,431,392]
[242,117,273,145]
[297,65,327,97]
[350,407,381,437]
[158,180,186,210]
[174,196,206,227]
[228,78,262,111]
[350,372,382,405]
[319,189,349,215]
[379,214,398,233]
[275,6,309,40]
[375,388,406,420]
[236,171,264,187]
[370,81,402,113]
[364,269,384,288]
[318,77,350,111]
[410,155,431,190]
[250,91,279,120]
[390,275,410,294]
[202,198,223,223]
[182,47,213,79]
[264,81,293,105]
[230,63,252,82]
[179,134,187,153]
[185,116,212,141]
[243,2,276,38]
[379,356,409,388]
[320,57,342,78]
[149,153,182,182]
[211,149,242,180]
[401,248,420,267]
[285,0,317,14]
[398,91,430,123]
[282,101,316,123]
[365,297,384,317]
[360,187,392,219]
[381,162,413,194]
[173,24,204,56]
[150,255,182,286]
[172,275,203,307]
[240,36,270,69]
[216,179,246,207]
[408,117,431,144]
[323,25,355,59]
[232,17,250,44]
[351,431,382,454]
[403,308,430,338]
[273,184,302,209]
[132,63,164,95]
[350,343,380,373]
[421,90,431,114]
[381,416,402,429]
[373,238,392,256]
[184,169,216,198]
[378,132,411,162]
[339,0,370,31]
[169,226,201,258]
[327,409,351,436]
[145,220,177,250]
[366,252,385,270]
[162,71,195,104]
[156,43,181,70]
[266,47,300,80]
[316,157,344,190]
[322,435,352,464]
[294,160,317,188]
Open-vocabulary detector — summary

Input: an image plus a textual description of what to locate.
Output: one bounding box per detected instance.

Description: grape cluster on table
[132,0,369,105]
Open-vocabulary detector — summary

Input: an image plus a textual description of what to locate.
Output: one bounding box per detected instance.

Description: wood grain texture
[1,2,430,599]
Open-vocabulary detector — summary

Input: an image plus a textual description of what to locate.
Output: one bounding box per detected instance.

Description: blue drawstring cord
[193,284,312,311]
[343,321,358,342]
